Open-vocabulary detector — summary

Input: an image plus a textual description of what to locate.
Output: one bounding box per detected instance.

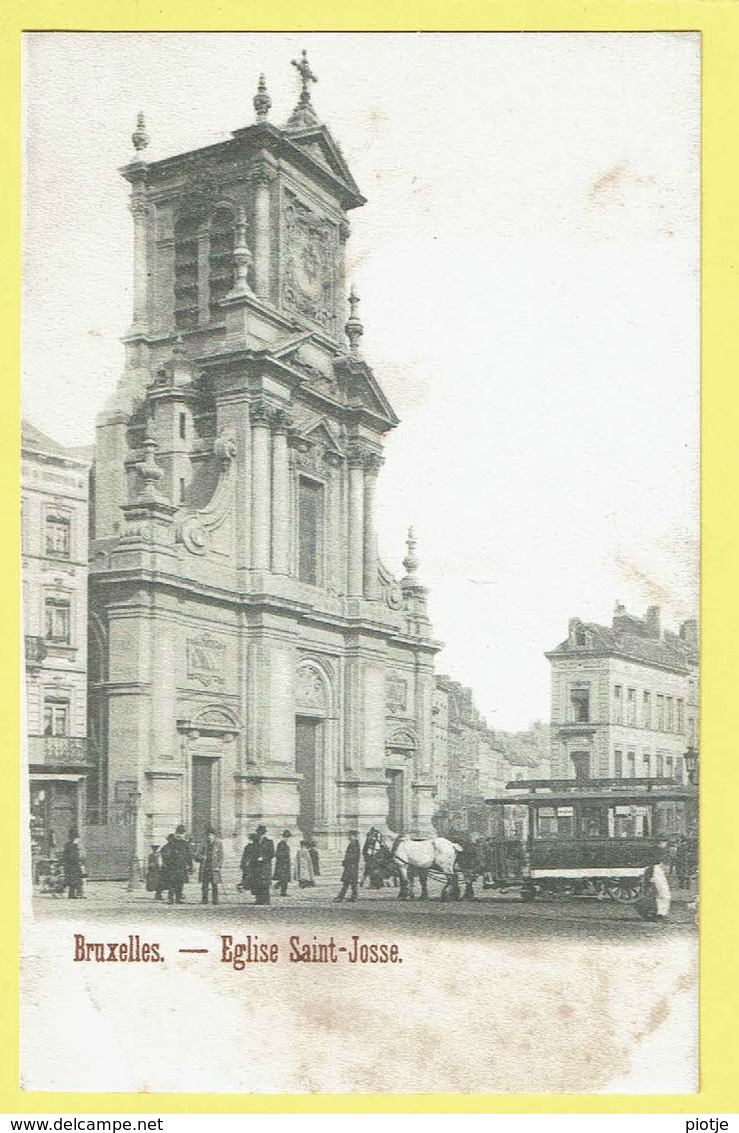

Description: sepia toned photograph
[21,31,699,1094]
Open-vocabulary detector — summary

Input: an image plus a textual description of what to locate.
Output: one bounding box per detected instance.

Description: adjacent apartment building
[22,421,91,857]
[546,603,699,793]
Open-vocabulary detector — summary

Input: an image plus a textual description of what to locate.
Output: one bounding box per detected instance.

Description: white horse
[364,829,460,900]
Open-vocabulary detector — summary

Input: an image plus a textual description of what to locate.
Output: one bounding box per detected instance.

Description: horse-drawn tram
[482,777,698,903]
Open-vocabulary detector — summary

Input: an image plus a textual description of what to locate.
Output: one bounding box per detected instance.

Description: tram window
[580,806,608,838]
[535,807,574,839]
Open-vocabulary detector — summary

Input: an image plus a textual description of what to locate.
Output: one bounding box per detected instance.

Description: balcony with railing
[27,735,90,766]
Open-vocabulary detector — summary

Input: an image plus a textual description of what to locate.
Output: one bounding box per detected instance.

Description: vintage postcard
[19,30,700,1096]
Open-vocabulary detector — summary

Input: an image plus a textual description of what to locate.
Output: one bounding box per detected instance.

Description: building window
[688,716,696,746]
[174,215,200,331]
[179,477,186,504]
[571,752,590,781]
[675,757,684,784]
[298,477,323,586]
[570,688,590,723]
[643,753,651,778]
[614,685,623,724]
[656,694,665,730]
[666,696,674,731]
[627,688,636,725]
[43,698,69,736]
[666,755,674,779]
[208,207,235,320]
[614,750,623,778]
[643,690,651,729]
[179,412,187,441]
[44,597,70,644]
[688,677,696,705]
[45,514,71,559]
[677,698,684,732]
[656,754,664,778]
[627,751,636,778]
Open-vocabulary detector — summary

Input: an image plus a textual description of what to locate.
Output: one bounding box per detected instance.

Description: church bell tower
[90,53,439,856]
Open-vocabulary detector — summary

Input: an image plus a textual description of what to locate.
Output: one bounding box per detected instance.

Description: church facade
[88,56,440,856]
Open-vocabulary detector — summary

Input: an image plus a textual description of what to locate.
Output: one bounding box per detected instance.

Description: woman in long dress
[295,840,315,888]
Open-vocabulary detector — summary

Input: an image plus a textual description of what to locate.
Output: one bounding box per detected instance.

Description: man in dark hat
[335,830,361,902]
[251,825,275,905]
[161,825,193,903]
[273,830,292,897]
[61,828,85,899]
[197,826,223,905]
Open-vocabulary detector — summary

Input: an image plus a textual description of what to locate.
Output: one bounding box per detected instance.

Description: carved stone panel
[386,673,409,716]
[282,191,336,333]
[186,633,225,686]
[295,663,328,716]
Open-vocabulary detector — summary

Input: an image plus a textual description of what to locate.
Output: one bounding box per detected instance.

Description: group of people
[146,825,222,905]
[144,826,363,906]
[239,828,322,904]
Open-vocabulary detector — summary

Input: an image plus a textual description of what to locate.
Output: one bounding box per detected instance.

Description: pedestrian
[197,826,223,905]
[273,830,292,897]
[308,839,320,877]
[335,830,360,902]
[61,828,85,899]
[296,840,315,888]
[251,825,274,905]
[638,839,672,922]
[160,826,193,904]
[145,843,164,900]
[239,832,258,892]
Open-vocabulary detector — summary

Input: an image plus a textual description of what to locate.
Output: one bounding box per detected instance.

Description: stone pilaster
[347,442,365,597]
[250,158,277,302]
[362,452,383,599]
[250,399,272,570]
[270,409,291,574]
[129,191,149,335]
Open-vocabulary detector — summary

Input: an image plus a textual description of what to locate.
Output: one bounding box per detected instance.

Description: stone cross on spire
[286,49,320,130]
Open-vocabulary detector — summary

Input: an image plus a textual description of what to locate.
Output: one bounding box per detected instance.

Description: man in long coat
[197,827,223,904]
[335,830,361,902]
[273,830,292,897]
[161,826,193,904]
[251,825,274,905]
[61,828,85,899]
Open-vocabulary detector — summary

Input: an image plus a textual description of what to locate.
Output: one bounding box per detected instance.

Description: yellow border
[3,1,738,1115]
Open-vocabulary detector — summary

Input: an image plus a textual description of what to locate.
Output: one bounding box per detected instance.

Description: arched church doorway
[385,729,418,835]
[294,663,330,837]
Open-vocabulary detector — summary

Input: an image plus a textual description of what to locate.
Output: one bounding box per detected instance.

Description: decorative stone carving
[378,560,403,611]
[249,397,273,426]
[386,673,409,715]
[175,430,237,556]
[282,192,336,331]
[186,634,225,686]
[284,347,335,389]
[295,663,328,714]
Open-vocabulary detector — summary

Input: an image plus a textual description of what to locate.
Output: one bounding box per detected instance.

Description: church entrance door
[295,716,321,836]
[191,757,216,847]
[385,768,405,834]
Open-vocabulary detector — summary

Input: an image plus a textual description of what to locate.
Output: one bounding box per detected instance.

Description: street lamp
[684,746,699,786]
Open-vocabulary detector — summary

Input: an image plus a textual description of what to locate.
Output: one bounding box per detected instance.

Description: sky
[22,32,700,730]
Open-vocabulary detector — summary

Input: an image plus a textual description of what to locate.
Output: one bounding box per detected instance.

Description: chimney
[568,618,581,643]
[680,618,698,648]
[644,605,661,638]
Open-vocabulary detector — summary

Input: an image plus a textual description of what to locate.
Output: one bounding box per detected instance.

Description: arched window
[174,215,200,331]
[208,207,235,320]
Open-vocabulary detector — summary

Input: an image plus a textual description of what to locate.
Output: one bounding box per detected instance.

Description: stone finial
[230,206,254,295]
[286,49,320,130]
[172,335,186,357]
[139,437,167,503]
[131,111,150,158]
[402,526,420,584]
[345,286,364,357]
[253,73,272,122]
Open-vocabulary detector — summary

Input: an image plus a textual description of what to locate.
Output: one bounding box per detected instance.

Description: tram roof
[485,782,698,807]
